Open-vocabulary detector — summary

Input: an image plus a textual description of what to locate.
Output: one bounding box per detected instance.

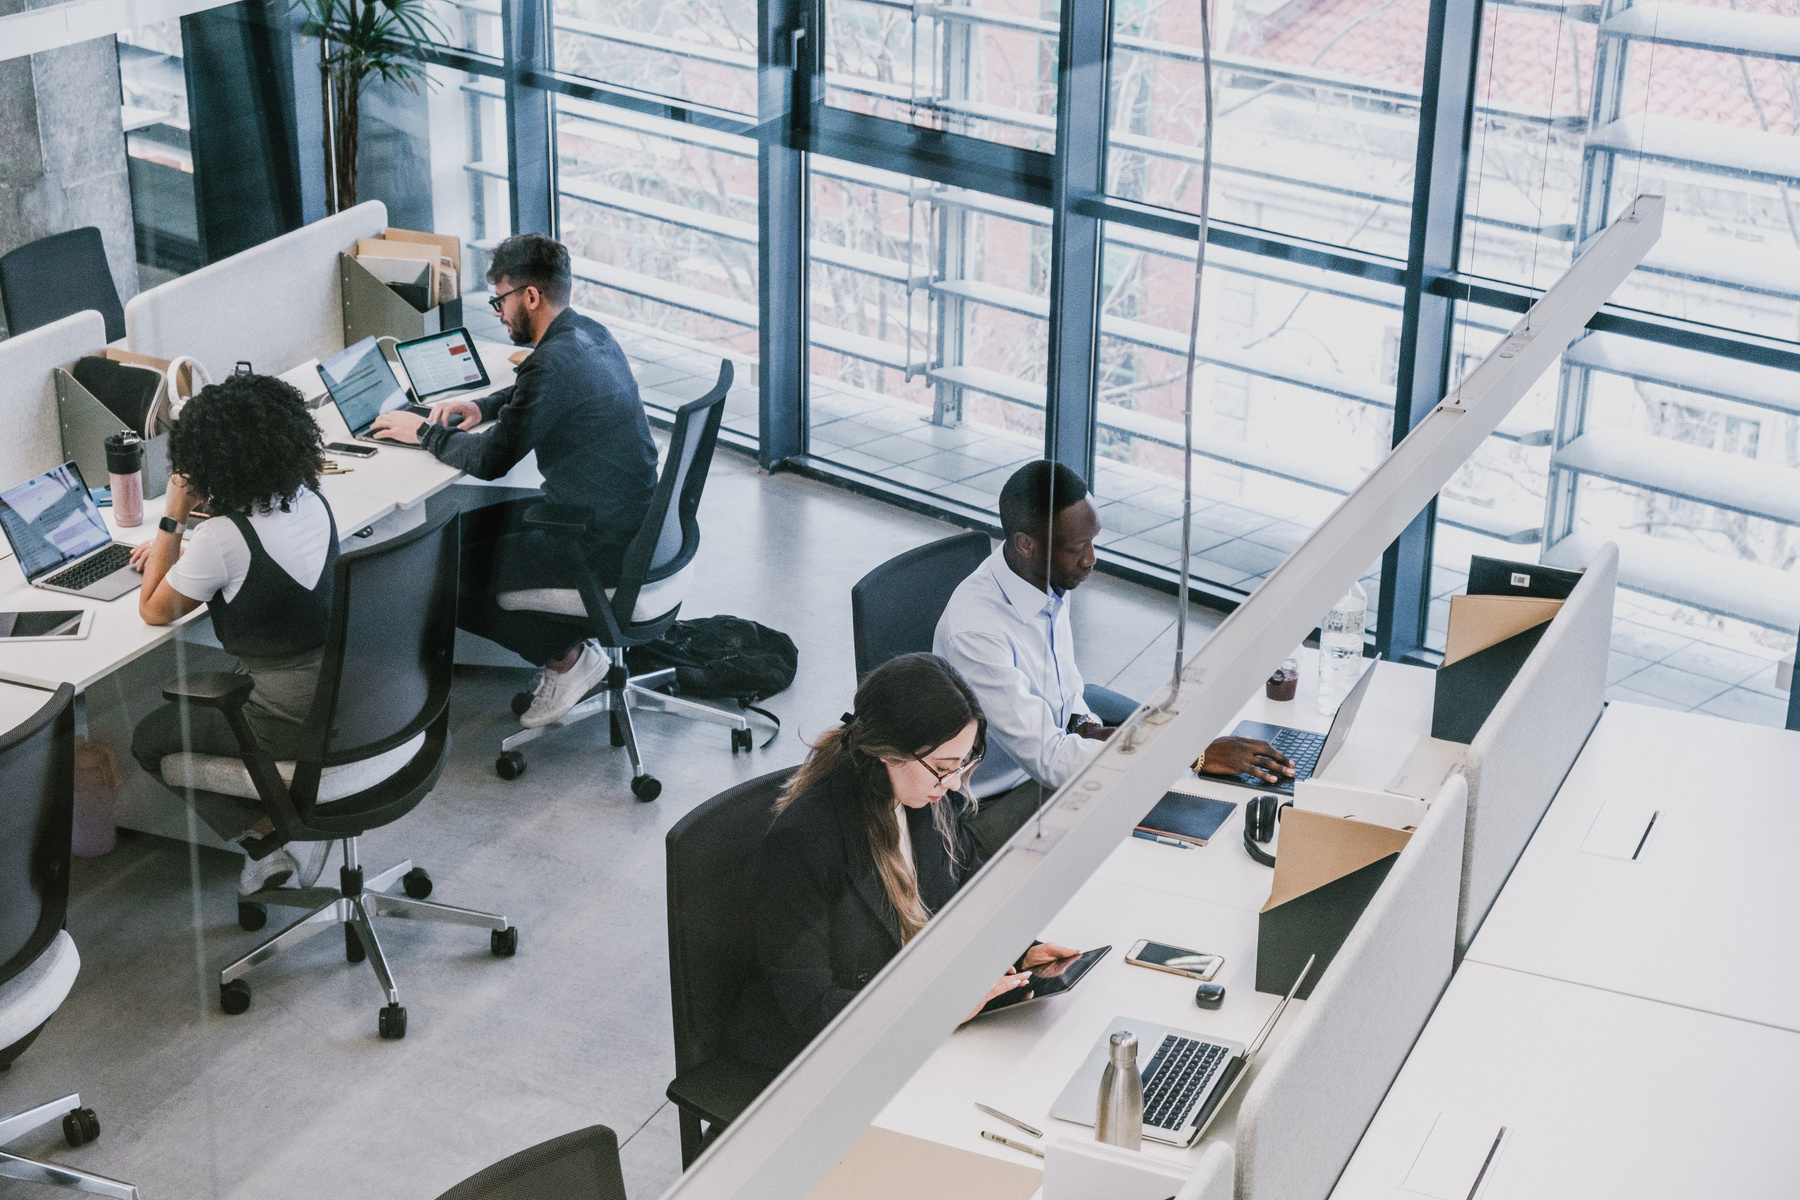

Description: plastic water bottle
[1095,1031,1144,1149]
[1317,581,1368,714]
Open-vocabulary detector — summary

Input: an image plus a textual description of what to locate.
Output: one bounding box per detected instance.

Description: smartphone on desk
[1126,940,1223,981]
[325,442,379,458]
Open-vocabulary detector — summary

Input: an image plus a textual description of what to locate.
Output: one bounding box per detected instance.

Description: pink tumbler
[106,432,144,528]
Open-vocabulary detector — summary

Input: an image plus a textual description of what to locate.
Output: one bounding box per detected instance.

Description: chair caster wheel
[238,902,267,931]
[345,924,366,963]
[631,774,661,802]
[731,727,753,753]
[378,1003,407,1040]
[511,691,532,717]
[220,979,252,1015]
[62,1107,99,1147]
[402,867,433,899]
[496,751,526,780]
[491,926,519,957]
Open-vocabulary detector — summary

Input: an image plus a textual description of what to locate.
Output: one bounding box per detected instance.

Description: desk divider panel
[1235,776,1466,1200]
[0,310,104,490]
[123,201,387,381]
[1458,543,1616,955]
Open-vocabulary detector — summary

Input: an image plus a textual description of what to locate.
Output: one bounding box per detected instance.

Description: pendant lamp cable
[1168,0,1217,707]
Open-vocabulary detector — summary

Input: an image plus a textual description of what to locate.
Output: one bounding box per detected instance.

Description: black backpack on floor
[626,616,798,744]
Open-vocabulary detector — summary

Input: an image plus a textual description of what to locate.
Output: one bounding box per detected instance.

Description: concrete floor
[0,449,1221,1200]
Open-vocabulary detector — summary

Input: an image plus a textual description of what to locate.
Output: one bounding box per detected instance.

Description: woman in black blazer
[727,653,1076,1074]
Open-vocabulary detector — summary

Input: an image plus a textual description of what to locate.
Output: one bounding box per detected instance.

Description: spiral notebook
[1136,792,1238,846]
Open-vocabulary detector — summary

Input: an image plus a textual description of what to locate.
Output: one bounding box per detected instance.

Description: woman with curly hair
[129,372,338,895]
[724,652,1077,1074]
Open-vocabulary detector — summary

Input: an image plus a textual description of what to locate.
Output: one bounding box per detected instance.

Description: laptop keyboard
[1141,1034,1230,1129]
[1237,727,1325,793]
[44,542,132,591]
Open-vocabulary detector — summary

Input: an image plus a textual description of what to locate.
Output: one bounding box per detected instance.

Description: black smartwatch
[158,515,182,535]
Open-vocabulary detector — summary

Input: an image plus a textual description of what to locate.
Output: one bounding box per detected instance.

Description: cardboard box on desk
[341,228,465,344]
[1431,556,1585,744]
[1256,798,1412,1001]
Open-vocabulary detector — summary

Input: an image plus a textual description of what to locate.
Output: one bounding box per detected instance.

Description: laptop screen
[396,328,487,400]
[1314,654,1381,779]
[318,336,409,434]
[0,462,113,581]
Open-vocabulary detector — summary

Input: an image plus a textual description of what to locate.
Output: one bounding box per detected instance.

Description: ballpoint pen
[981,1131,1044,1158]
[974,1103,1042,1138]
[1132,831,1193,849]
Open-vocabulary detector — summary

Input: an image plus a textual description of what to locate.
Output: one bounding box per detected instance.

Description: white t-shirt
[895,803,916,877]
[165,488,334,604]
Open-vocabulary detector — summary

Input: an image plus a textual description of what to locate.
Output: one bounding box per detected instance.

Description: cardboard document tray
[54,364,171,500]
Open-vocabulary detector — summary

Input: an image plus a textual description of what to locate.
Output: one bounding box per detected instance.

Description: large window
[1107,0,1429,254]
[806,160,1047,510]
[552,0,757,116]
[554,99,760,437]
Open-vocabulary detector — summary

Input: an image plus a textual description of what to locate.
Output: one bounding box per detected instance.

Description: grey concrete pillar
[0,17,138,337]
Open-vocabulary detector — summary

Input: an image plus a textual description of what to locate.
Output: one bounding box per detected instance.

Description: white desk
[0,679,55,732]
[1330,961,1800,1200]
[870,653,1436,1173]
[0,339,516,693]
[1464,702,1800,1033]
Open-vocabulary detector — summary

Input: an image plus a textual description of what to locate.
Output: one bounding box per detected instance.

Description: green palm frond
[293,0,447,90]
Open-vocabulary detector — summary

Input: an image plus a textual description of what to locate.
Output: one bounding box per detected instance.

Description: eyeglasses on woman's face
[912,748,983,787]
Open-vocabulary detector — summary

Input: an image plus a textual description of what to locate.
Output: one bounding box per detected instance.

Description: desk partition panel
[1458,542,1617,955]
[0,310,104,491]
[1234,776,1466,1200]
[124,201,387,381]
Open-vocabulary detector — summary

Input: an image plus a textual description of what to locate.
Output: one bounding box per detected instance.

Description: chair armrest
[522,502,592,532]
[162,672,256,707]
[666,1058,778,1126]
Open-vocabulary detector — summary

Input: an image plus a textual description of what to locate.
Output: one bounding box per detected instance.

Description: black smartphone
[325,442,379,458]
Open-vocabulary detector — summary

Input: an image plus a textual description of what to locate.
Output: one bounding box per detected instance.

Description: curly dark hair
[168,373,325,516]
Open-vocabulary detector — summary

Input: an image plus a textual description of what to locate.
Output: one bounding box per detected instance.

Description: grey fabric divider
[1176,1141,1234,1200]
[0,311,103,489]
[1235,775,1467,1200]
[1458,541,1617,955]
[124,200,386,380]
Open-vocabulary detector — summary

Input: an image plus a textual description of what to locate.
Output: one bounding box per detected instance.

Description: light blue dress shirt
[933,543,1100,798]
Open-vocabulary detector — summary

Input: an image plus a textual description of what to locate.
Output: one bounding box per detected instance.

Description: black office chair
[664,767,794,1167]
[0,685,140,1199]
[434,1126,626,1200]
[0,227,126,343]
[492,362,749,797]
[146,510,516,1040]
[850,530,991,681]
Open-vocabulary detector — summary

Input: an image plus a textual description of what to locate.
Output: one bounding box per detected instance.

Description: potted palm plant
[294,0,446,213]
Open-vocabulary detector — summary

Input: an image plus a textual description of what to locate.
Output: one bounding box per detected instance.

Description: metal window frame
[397,0,1800,639]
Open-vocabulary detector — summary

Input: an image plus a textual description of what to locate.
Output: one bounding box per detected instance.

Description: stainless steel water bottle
[1095,1030,1144,1149]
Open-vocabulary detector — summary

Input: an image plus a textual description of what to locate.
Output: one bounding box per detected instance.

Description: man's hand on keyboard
[1199,736,1293,783]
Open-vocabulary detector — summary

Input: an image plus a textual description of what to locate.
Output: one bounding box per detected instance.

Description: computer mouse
[1194,982,1226,1009]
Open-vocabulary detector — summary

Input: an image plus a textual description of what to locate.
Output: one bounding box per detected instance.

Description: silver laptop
[317,336,433,448]
[1215,656,1382,796]
[1049,956,1314,1147]
[0,462,139,601]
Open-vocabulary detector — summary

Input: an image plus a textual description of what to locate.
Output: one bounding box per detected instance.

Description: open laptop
[317,335,433,448]
[1048,956,1313,1147]
[0,462,139,601]
[394,327,490,402]
[1216,656,1382,796]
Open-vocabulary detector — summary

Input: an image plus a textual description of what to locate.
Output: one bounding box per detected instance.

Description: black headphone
[1242,795,1292,867]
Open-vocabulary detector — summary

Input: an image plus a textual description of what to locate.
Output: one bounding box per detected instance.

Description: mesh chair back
[609,362,730,632]
[0,228,125,342]
[304,509,459,773]
[433,1126,626,1200]
[665,767,794,1074]
[850,531,991,680]
[0,685,75,991]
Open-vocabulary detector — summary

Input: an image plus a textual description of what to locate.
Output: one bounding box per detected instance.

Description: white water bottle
[1317,581,1368,714]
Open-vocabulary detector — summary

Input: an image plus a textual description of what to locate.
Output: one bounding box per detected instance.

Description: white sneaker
[239,847,299,896]
[294,839,332,888]
[520,642,608,727]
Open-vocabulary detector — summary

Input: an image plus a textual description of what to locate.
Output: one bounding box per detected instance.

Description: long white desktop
[806,649,1436,1194]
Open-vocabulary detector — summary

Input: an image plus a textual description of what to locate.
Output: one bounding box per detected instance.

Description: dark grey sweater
[420,308,658,549]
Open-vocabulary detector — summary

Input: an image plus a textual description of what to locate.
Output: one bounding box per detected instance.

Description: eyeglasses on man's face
[488,285,529,314]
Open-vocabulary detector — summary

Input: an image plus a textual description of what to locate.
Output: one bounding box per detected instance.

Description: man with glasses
[370,233,657,727]
[935,461,1292,857]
